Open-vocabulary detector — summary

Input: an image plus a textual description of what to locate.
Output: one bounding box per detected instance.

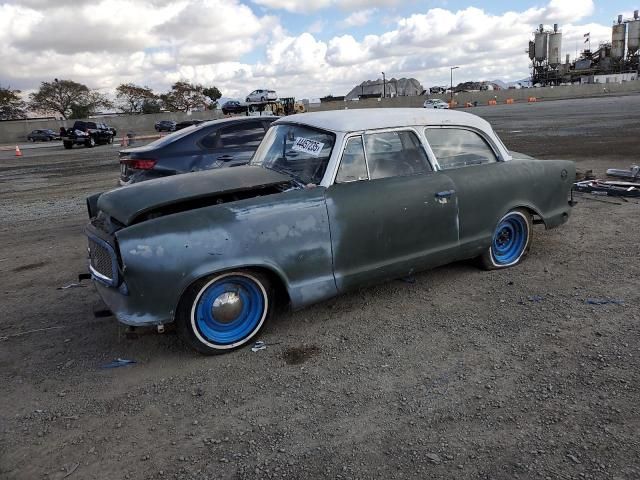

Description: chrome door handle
[435,190,455,198]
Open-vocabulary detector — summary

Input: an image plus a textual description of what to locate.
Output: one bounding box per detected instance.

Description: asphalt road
[1,95,639,480]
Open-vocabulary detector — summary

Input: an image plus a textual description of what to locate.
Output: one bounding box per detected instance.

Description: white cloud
[0,0,619,100]
[340,8,377,28]
[252,0,398,13]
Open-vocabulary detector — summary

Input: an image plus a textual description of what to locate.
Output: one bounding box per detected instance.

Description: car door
[423,127,513,253]
[324,130,459,292]
[197,120,270,169]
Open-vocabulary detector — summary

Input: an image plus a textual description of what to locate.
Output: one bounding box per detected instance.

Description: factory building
[529,11,640,86]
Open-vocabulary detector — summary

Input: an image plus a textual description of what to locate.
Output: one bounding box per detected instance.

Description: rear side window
[200,122,266,149]
[363,130,431,180]
[425,128,498,170]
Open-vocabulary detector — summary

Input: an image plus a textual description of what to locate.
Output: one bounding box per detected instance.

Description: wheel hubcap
[211,291,243,324]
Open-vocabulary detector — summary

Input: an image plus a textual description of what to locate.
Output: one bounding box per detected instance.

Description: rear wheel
[177,271,273,355]
[63,141,73,149]
[479,209,532,270]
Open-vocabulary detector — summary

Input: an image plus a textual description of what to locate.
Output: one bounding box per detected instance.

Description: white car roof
[275,108,492,134]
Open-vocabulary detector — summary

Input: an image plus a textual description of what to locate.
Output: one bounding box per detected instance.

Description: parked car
[27,129,59,142]
[221,100,248,115]
[174,119,205,131]
[423,99,450,109]
[61,121,115,149]
[84,108,575,354]
[246,89,277,103]
[154,120,176,132]
[118,116,277,185]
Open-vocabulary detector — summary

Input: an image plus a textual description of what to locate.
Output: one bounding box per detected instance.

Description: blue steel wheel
[179,271,271,354]
[481,210,532,270]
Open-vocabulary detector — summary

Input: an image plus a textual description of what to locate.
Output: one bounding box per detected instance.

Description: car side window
[363,130,431,180]
[425,128,498,170]
[336,136,368,183]
[201,122,266,149]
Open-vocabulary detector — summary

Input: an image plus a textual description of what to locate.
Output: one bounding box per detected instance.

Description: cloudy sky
[0,0,634,99]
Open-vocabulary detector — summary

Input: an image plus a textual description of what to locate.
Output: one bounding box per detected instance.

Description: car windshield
[250,124,335,185]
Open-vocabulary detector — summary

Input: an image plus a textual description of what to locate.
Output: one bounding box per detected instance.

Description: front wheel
[85,137,95,148]
[63,141,73,149]
[177,271,272,355]
[479,209,532,270]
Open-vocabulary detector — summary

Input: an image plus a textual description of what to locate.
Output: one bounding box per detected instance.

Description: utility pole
[450,66,459,101]
[381,72,386,98]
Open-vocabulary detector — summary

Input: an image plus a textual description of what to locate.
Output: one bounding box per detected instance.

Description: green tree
[116,83,157,114]
[0,86,27,120]
[160,81,207,112]
[69,91,113,119]
[203,86,222,108]
[28,79,111,119]
[141,98,161,114]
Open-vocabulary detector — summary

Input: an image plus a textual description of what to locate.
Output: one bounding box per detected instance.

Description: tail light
[121,158,157,170]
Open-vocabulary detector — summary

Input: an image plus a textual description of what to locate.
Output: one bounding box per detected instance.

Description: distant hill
[345,78,424,100]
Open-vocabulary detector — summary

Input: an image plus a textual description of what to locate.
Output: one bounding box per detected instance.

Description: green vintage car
[85,108,575,354]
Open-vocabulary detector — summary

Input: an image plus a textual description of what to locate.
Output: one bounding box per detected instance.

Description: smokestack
[554,23,558,32]
[566,53,570,65]
[635,10,639,20]
[539,24,544,32]
[618,14,623,24]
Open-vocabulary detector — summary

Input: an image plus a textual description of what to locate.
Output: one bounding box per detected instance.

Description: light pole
[450,66,459,101]
[381,71,386,98]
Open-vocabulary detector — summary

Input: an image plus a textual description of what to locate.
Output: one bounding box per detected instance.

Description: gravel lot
[1,96,639,480]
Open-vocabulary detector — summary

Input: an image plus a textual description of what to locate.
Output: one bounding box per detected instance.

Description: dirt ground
[1,96,639,480]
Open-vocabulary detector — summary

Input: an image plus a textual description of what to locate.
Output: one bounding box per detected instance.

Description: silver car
[423,99,450,109]
[246,89,277,103]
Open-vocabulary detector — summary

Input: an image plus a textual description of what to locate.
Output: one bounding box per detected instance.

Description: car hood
[97,166,292,226]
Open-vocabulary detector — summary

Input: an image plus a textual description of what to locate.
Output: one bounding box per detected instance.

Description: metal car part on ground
[573,179,640,198]
[118,116,277,185]
[84,108,575,355]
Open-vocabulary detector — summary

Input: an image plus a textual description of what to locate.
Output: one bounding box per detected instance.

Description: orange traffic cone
[15,146,22,157]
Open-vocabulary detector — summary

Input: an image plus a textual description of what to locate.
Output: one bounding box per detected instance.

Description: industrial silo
[628,11,640,56]
[612,17,626,60]
[548,24,562,67]
[534,28,548,61]
[528,41,535,60]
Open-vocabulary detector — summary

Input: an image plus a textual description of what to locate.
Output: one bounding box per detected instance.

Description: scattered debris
[101,358,137,369]
[251,340,267,352]
[63,462,79,478]
[426,453,442,464]
[528,295,544,302]
[399,275,416,284]
[586,298,624,306]
[606,165,639,181]
[575,169,596,181]
[574,180,640,198]
[57,282,86,290]
[0,325,65,341]
[566,454,581,464]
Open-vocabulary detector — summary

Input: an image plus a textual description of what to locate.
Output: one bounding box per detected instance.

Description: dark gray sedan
[119,116,277,185]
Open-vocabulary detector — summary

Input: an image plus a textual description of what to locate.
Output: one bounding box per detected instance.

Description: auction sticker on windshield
[292,137,324,157]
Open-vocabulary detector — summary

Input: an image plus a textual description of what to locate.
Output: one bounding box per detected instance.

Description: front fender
[113,188,336,325]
